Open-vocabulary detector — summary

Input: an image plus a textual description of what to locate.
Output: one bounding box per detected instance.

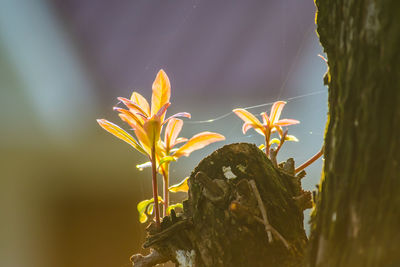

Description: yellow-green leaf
[169,177,189,192]
[97,119,147,155]
[269,138,281,146]
[166,203,184,215]
[173,132,225,158]
[137,196,163,223]
[158,156,176,168]
[151,69,171,120]
[285,135,299,142]
[137,199,153,223]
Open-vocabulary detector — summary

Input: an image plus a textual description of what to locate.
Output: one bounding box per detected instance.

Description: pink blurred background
[0,0,327,266]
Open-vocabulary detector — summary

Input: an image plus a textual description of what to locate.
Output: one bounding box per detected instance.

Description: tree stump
[131,143,312,267]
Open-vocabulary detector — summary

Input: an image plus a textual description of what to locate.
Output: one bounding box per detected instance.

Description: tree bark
[308,0,400,266]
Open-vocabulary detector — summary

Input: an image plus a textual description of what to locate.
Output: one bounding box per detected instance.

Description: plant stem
[275,130,288,155]
[265,131,270,158]
[161,164,169,217]
[295,146,324,173]
[151,142,161,229]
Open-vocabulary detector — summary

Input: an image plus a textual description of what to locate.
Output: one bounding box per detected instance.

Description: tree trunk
[308,0,400,266]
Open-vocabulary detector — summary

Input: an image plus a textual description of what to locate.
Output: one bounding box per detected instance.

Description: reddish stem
[295,146,324,173]
[275,130,288,155]
[265,131,270,158]
[151,142,161,229]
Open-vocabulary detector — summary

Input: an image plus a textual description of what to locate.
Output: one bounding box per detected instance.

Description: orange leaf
[242,123,255,134]
[97,119,147,155]
[120,114,152,155]
[164,118,183,150]
[143,116,161,147]
[114,107,144,128]
[130,92,150,116]
[151,69,171,120]
[269,101,286,124]
[233,109,264,132]
[261,112,269,126]
[274,119,300,126]
[172,137,188,147]
[163,112,191,125]
[118,97,148,119]
[173,132,225,158]
[155,102,171,120]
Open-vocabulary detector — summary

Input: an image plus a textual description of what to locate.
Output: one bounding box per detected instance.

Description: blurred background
[0,0,327,266]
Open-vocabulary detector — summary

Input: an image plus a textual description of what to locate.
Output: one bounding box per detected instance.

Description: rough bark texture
[132,143,311,266]
[309,1,400,266]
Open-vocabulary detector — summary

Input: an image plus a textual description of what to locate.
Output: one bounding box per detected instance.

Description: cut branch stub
[132,143,311,267]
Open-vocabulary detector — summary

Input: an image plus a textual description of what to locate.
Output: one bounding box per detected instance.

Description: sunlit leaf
[147,203,154,215]
[258,144,265,150]
[163,112,191,125]
[166,203,184,215]
[274,119,300,127]
[172,137,188,147]
[131,92,150,116]
[118,97,148,118]
[97,119,147,155]
[137,196,163,223]
[164,118,184,150]
[261,112,269,126]
[126,117,151,154]
[151,69,171,120]
[136,161,151,171]
[233,109,263,129]
[137,198,154,223]
[143,117,161,147]
[270,101,286,124]
[158,156,176,168]
[155,102,171,119]
[242,123,253,134]
[173,132,225,158]
[114,107,144,128]
[169,177,189,192]
[233,109,264,135]
[285,135,299,142]
[269,138,281,146]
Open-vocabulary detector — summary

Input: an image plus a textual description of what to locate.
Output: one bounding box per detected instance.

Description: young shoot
[233,101,324,173]
[97,69,224,228]
[233,101,299,158]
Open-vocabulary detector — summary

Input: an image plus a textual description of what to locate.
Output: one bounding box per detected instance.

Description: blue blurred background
[0,0,327,266]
